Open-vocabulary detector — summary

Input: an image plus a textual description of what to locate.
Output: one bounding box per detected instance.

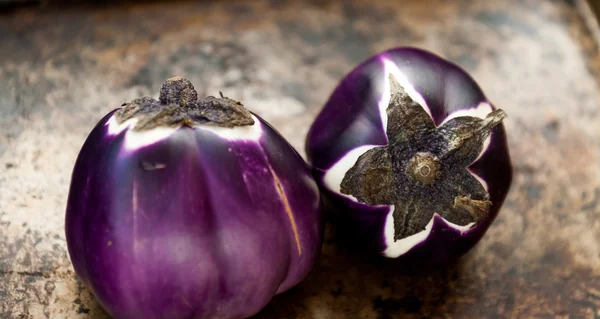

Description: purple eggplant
[65,77,324,319]
[306,48,512,264]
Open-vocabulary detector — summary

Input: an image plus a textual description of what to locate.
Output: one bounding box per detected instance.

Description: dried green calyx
[115,77,254,131]
[340,75,507,241]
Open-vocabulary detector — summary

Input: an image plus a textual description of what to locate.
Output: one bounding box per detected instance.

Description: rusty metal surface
[1,0,599,318]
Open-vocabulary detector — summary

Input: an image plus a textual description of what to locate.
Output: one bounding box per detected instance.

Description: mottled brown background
[1,0,599,318]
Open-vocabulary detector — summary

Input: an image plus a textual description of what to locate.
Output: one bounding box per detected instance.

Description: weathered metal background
[1,0,599,318]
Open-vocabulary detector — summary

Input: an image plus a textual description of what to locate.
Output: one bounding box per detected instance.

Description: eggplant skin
[66,110,323,319]
[305,47,512,264]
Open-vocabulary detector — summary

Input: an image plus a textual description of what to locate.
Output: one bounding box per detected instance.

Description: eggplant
[65,77,324,319]
[305,47,512,264]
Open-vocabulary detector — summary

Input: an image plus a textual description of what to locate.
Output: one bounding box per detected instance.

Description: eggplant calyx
[340,74,506,241]
[159,76,198,107]
[115,77,254,131]
[407,152,440,185]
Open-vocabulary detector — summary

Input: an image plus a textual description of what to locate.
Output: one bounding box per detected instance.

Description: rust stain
[270,168,302,256]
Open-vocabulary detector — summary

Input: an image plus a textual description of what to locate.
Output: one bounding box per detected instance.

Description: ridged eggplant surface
[66,77,324,319]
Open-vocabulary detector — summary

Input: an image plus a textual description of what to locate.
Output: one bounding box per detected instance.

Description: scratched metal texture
[1,0,599,318]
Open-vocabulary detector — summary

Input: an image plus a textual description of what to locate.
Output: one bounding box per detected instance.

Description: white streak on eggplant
[107,115,134,135]
[382,208,475,258]
[323,145,378,202]
[439,102,493,125]
[107,115,179,150]
[440,101,494,191]
[123,127,180,150]
[106,114,263,151]
[468,167,489,192]
[380,58,431,120]
[193,115,262,141]
[440,102,494,164]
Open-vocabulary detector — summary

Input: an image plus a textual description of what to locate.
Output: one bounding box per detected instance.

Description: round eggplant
[305,47,512,264]
[65,77,324,319]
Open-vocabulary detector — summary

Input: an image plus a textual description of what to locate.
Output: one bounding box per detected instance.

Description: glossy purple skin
[306,47,512,264]
[66,111,323,319]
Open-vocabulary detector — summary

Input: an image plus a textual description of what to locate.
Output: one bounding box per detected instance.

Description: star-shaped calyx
[340,74,507,241]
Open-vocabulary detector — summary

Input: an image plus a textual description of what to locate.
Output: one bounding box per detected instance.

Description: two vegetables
[65,47,512,319]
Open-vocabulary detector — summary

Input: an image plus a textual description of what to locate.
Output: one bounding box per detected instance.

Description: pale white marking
[105,114,262,150]
[468,168,489,192]
[323,145,378,201]
[106,115,178,150]
[106,115,136,136]
[440,101,494,162]
[123,127,179,150]
[382,207,475,258]
[477,134,492,162]
[439,101,494,125]
[381,57,431,119]
[440,101,495,191]
[193,115,262,141]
